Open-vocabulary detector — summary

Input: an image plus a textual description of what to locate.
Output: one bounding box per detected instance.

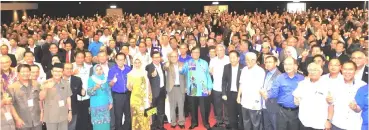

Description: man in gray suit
[164,51,186,129]
[260,55,282,130]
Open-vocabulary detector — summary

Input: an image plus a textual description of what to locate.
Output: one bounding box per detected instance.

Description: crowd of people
[0,6,368,130]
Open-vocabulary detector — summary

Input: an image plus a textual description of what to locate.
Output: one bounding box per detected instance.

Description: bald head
[245,52,257,68]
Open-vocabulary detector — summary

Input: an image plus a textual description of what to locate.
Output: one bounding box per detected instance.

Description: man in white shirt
[99,28,112,45]
[134,42,151,67]
[321,58,344,85]
[160,35,172,63]
[330,61,367,130]
[209,44,230,127]
[237,52,265,130]
[293,62,333,130]
[351,51,368,84]
[128,38,138,57]
[72,51,92,130]
[21,51,46,81]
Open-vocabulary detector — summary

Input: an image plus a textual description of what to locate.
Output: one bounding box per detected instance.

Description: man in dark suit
[330,42,350,64]
[64,42,75,63]
[1,44,17,67]
[224,26,240,47]
[146,51,166,130]
[26,38,43,63]
[351,51,368,83]
[59,31,76,49]
[261,55,282,130]
[41,43,66,72]
[63,63,85,130]
[222,50,244,130]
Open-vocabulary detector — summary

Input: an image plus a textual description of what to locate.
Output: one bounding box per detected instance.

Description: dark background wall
[1,1,366,24]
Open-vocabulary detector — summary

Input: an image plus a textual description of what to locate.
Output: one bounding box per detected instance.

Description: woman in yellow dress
[127,56,152,130]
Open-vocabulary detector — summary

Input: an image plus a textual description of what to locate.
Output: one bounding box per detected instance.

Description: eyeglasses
[351,57,364,60]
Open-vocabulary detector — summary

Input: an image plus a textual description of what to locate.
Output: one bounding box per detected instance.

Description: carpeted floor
[163,106,219,130]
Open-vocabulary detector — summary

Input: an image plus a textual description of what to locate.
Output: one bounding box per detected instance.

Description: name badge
[4,112,12,121]
[59,100,65,107]
[28,99,34,107]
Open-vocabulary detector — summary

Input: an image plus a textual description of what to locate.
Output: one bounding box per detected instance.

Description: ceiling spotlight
[110,5,117,9]
[212,2,219,5]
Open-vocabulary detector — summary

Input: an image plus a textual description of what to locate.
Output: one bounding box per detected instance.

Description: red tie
[66,52,70,63]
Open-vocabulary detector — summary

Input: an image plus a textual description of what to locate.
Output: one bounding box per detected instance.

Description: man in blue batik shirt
[180,47,213,130]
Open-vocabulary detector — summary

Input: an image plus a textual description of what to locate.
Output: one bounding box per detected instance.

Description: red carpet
[164,106,216,130]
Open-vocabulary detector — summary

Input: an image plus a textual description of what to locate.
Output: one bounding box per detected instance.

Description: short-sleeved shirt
[1,91,15,130]
[239,65,266,110]
[43,80,72,123]
[8,80,41,127]
[293,78,330,129]
[209,56,229,92]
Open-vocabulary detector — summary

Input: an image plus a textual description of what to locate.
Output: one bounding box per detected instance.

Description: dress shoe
[159,127,166,130]
[213,123,222,128]
[170,125,176,128]
[178,125,185,129]
[225,124,231,129]
[189,124,198,129]
[204,124,212,130]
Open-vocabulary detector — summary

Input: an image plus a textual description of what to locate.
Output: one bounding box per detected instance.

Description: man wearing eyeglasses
[351,51,368,84]
[292,62,333,130]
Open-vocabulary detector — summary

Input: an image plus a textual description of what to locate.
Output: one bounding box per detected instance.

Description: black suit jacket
[64,50,75,63]
[224,32,240,47]
[362,66,368,84]
[59,38,76,49]
[69,76,83,115]
[26,45,42,63]
[146,63,166,99]
[222,63,244,96]
[330,52,350,64]
[7,54,17,67]
[41,51,66,72]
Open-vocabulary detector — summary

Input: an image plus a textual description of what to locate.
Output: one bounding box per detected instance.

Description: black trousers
[301,125,323,130]
[76,99,92,130]
[213,90,229,125]
[262,109,277,130]
[152,88,166,128]
[112,92,131,130]
[242,108,262,130]
[227,92,243,130]
[276,105,300,130]
[189,96,211,126]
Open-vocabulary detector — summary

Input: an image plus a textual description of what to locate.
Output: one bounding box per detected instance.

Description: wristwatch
[327,119,332,123]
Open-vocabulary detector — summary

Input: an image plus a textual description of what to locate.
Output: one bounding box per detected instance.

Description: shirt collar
[283,73,298,80]
[268,68,277,75]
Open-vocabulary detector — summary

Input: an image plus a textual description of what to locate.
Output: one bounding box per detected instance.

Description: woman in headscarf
[87,64,113,130]
[127,56,152,130]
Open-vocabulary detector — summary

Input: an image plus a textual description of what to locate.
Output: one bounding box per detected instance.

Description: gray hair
[245,52,257,60]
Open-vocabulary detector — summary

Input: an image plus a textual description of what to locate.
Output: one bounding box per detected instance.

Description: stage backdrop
[106,8,123,17]
[204,5,228,14]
